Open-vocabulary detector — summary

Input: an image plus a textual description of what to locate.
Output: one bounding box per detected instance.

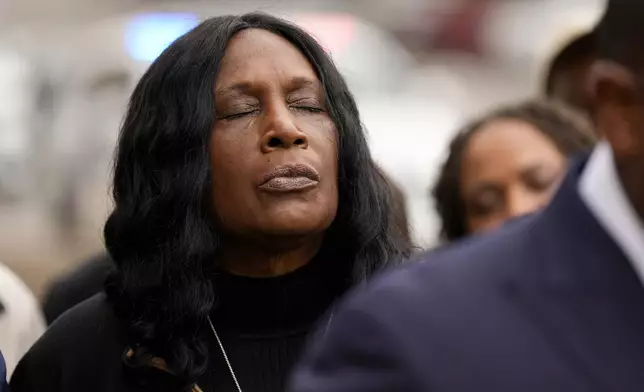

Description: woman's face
[459,118,567,235]
[210,28,338,242]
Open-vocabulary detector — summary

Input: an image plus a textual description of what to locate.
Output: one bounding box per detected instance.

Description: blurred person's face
[459,119,567,235]
[590,61,644,221]
[551,58,594,115]
[210,28,339,251]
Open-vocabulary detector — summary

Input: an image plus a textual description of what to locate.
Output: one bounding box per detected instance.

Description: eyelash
[221,106,323,121]
[222,110,257,120]
[294,106,324,113]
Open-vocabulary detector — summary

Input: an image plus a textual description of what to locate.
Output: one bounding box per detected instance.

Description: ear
[588,60,643,158]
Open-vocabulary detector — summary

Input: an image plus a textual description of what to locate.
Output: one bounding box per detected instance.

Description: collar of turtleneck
[210,249,350,336]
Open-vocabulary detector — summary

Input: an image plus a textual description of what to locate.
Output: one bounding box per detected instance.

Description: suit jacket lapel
[0,352,6,392]
[514,155,644,390]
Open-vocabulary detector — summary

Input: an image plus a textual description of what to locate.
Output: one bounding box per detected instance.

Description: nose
[506,191,547,219]
[260,107,308,153]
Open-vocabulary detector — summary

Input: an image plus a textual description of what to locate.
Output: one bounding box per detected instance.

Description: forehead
[461,118,564,181]
[216,28,319,89]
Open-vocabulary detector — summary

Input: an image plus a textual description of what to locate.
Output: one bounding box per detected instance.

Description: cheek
[307,124,339,214]
[209,133,256,213]
[321,136,339,200]
[631,110,644,153]
[301,116,338,170]
[210,122,259,177]
[599,105,642,157]
[315,121,339,168]
[467,216,505,237]
[545,175,564,199]
[514,192,548,212]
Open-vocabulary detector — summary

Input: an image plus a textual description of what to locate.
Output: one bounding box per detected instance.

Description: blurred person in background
[432,99,596,242]
[42,252,113,325]
[544,31,597,116]
[10,12,410,392]
[0,263,45,377]
[1,351,7,392]
[41,168,411,326]
[289,1,644,389]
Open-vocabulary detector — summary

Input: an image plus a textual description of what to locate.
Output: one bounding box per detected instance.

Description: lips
[259,163,320,192]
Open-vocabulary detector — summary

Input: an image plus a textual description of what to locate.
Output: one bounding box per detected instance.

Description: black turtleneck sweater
[10,254,347,392]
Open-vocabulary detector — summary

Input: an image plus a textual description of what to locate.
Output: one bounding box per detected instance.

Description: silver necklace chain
[206,309,334,392]
[207,315,243,392]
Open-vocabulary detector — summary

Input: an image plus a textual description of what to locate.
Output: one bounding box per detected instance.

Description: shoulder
[43,253,114,323]
[52,292,119,331]
[12,294,124,381]
[341,215,540,327]
[42,293,121,354]
[292,224,540,391]
[53,254,114,290]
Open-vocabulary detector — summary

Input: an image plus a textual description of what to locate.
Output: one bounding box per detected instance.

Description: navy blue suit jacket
[1,351,8,392]
[291,156,644,391]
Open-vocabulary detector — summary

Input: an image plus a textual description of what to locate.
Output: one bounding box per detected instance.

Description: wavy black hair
[376,166,412,248]
[104,12,411,386]
[431,99,596,242]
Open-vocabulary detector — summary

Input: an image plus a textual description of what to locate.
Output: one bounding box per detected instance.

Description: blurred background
[0,0,605,297]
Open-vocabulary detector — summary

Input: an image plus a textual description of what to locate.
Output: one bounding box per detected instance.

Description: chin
[261,209,335,237]
[266,218,331,237]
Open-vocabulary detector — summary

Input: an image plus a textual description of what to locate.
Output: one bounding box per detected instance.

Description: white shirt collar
[579,142,644,283]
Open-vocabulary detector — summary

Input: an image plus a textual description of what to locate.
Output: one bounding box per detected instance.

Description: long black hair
[431,99,596,242]
[104,12,410,385]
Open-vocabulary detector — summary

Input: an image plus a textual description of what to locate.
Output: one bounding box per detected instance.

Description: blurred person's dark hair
[543,31,597,114]
[595,0,644,71]
[432,99,596,242]
[43,253,114,325]
[103,12,411,385]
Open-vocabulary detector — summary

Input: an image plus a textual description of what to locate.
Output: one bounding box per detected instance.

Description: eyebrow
[215,82,253,98]
[215,76,321,97]
[286,77,320,91]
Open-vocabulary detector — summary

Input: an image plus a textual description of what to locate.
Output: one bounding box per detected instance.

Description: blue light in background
[125,13,200,62]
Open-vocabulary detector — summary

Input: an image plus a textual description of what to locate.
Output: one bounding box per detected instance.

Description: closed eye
[292,106,324,113]
[220,110,258,121]
[522,167,560,192]
[466,186,504,217]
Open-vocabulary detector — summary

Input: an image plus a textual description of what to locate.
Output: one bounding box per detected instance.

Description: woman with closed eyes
[432,99,596,242]
[10,13,410,392]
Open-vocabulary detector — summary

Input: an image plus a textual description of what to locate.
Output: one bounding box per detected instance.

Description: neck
[219,236,324,277]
